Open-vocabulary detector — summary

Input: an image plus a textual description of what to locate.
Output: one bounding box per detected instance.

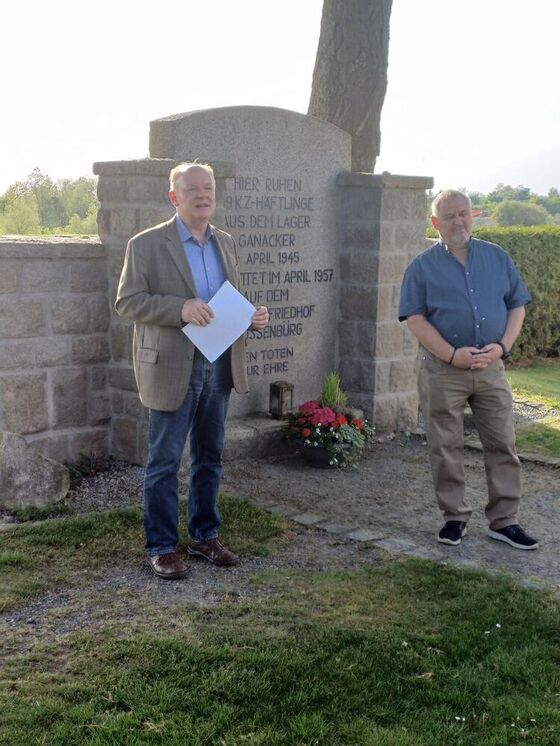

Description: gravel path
[24,397,558,518]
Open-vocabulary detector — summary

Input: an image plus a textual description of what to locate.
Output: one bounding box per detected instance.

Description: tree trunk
[308,0,393,173]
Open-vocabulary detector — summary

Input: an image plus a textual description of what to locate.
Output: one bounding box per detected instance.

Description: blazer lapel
[164,216,197,296]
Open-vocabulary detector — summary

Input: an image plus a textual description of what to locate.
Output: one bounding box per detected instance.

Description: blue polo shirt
[398,238,531,349]
[176,218,226,302]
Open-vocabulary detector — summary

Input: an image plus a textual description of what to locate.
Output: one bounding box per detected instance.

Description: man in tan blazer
[116,162,269,579]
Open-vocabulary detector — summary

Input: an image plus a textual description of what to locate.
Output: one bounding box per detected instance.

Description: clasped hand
[451,344,502,370]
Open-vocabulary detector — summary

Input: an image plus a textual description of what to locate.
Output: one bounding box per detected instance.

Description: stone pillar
[93,159,177,464]
[336,173,433,432]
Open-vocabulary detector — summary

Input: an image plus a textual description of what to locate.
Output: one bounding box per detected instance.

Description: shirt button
[470,289,474,293]
[476,324,480,328]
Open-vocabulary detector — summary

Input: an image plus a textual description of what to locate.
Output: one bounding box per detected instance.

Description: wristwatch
[497,341,510,360]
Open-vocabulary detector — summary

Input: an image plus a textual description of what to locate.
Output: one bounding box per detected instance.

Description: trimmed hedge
[424,226,560,361]
[474,227,560,360]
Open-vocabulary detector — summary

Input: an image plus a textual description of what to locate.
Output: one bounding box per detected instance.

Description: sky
[1,0,558,196]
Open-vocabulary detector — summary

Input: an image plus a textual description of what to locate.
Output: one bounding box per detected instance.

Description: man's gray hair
[169,161,215,190]
[431,189,471,217]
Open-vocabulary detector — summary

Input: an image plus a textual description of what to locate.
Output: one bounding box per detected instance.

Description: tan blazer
[115,216,249,411]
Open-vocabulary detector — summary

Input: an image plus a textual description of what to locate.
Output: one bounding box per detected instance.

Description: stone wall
[0,237,111,463]
[0,172,433,467]
[94,158,179,464]
[337,173,433,432]
[0,131,433,467]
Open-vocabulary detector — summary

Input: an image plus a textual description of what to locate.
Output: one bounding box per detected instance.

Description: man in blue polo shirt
[399,189,538,550]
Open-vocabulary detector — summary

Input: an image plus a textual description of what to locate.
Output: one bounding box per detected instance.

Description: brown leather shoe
[147,552,189,579]
[187,538,239,566]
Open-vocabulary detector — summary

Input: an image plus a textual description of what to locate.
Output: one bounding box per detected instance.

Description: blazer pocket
[138,348,158,364]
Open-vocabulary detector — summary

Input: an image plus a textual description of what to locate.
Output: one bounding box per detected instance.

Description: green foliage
[64,203,98,235]
[428,184,560,225]
[26,167,67,228]
[57,175,97,219]
[532,192,560,216]
[9,502,75,522]
[467,190,486,206]
[319,371,348,408]
[492,200,551,226]
[0,194,41,234]
[0,168,99,236]
[473,226,560,359]
[487,182,533,203]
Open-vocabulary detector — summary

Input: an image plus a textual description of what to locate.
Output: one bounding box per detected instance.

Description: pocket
[420,350,446,375]
[483,358,506,382]
[141,324,161,350]
[138,348,158,364]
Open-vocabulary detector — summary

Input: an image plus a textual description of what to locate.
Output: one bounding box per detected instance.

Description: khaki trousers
[418,348,521,530]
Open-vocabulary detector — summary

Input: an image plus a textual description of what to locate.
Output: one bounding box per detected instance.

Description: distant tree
[58,176,98,220]
[26,168,66,228]
[0,169,99,235]
[1,180,28,209]
[1,194,41,234]
[492,200,551,226]
[486,183,533,203]
[530,192,560,216]
[65,202,98,234]
[467,191,485,207]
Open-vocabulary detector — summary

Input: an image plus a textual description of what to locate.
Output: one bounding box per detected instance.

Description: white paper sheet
[182,281,256,362]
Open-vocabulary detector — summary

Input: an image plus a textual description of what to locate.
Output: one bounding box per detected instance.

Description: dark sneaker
[188,537,239,566]
[437,521,467,546]
[488,525,539,550]
[147,552,189,579]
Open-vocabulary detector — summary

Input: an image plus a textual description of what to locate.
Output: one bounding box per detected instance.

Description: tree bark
[308,0,393,173]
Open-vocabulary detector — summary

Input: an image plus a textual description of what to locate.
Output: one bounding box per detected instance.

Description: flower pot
[299,442,352,469]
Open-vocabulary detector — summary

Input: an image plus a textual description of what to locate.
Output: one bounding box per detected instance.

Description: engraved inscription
[222,175,334,378]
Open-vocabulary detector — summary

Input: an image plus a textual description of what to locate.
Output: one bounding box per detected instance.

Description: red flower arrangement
[286,398,374,467]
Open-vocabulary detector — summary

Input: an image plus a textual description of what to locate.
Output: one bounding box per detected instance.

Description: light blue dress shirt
[176,218,226,302]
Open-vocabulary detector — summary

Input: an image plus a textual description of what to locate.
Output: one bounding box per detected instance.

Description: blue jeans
[143,349,232,556]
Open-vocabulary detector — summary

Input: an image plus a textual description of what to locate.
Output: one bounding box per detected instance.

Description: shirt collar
[441,236,473,256]
[175,215,214,244]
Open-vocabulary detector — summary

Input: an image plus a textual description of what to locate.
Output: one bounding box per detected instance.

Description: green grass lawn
[507,359,560,408]
[1,502,560,744]
[0,495,286,613]
[507,359,560,459]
